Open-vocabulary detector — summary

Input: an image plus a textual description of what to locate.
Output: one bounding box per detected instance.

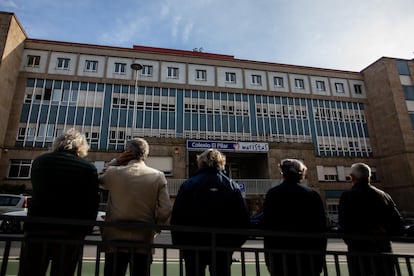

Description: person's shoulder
[33,151,53,161]
[142,163,162,173]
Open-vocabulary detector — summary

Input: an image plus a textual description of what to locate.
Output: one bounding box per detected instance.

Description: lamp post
[130,63,143,136]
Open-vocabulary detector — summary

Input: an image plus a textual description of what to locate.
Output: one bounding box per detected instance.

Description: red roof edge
[133,45,235,60]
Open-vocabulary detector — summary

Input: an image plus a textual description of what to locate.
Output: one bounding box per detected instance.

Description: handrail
[0,216,413,276]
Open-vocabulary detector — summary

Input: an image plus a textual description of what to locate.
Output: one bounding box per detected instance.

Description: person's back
[29,151,99,224]
[20,128,99,276]
[171,149,250,276]
[263,159,327,276]
[171,166,249,247]
[338,163,404,276]
[339,182,404,252]
[102,160,170,241]
[264,181,327,250]
[99,138,172,276]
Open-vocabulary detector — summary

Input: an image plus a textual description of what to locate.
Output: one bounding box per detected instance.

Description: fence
[167,179,280,196]
[0,215,413,276]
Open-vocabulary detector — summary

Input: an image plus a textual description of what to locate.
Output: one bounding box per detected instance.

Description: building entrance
[187,151,269,179]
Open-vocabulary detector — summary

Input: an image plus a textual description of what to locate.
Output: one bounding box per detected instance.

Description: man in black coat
[19,128,99,276]
[339,162,404,276]
[171,149,250,276]
[263,159,327,276]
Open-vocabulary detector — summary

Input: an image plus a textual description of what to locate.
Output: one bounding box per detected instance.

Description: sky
[1,0,413,72]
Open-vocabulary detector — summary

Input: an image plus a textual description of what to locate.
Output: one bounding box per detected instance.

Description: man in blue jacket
[171,149,250,276]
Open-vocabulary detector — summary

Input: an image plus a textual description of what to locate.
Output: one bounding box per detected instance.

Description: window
[26,55,40,67]
[24,94,32,103]
[38,124,55,139]
[225,72,236,83]
[167,67,179,78]
[62,89,78,104]
[335,82,345,93]
[354,84,362,94]
[114,63,126,74]
[43,88,52,101]
[141,65,153,76]
[109,130,126,143]
[17,127,35,140]
[85,131,99,143]
[85,60,98,72]
[146,156,174,177]
[56,58,70,70]
[316,80,326,91]
[52,89,62,102]
[273,77,284,87]
[8,159,32,179]
[396,60,410,75]
[323,167,338,181]
[295,78,305,89]
[251,75,262,85]
[196,69,207,81]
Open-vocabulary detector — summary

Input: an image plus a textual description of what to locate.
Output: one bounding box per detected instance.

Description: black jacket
[263,180,327,275]
[338,181,404,252]
[26,151,99,234]
[171,167,250,248]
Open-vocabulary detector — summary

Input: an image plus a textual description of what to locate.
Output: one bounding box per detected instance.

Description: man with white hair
[20,128,100,276]
[339,162,404,276]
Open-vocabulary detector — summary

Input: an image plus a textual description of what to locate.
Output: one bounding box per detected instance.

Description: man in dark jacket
[339,163,404,276]
[171,149,250,276]
[19,128,99,276]
[263,159,327,276]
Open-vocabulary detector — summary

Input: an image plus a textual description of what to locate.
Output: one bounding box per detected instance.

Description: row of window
[317,165,377,182]
[18,125,100,145]
[20,79,371,156]
[24,53,365,96]
[8,157,173,179]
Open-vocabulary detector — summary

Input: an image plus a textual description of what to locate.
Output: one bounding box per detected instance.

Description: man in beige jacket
[99,138,172,276]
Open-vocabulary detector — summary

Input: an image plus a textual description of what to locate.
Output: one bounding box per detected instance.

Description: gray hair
[197,149,226,170]
[279,158,307,182]
[350,163,371,181]
[126,138,149,161]
[52,128,89,157]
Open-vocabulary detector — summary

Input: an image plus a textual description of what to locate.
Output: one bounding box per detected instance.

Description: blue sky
[1,0,413,71]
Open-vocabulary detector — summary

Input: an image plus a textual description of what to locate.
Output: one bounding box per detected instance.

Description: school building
[1,11,413,218]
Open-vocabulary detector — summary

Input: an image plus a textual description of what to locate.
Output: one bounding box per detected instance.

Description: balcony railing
[1,215,413,276]
[167,179,281,196]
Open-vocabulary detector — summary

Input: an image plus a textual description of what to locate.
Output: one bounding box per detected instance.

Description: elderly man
[339,163,404,276]
[99,137,172,276]
[263,158,327,276]
[20,128,100,276]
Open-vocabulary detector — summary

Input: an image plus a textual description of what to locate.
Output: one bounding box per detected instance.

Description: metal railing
[167,179,280,196]
[1,215,413,276]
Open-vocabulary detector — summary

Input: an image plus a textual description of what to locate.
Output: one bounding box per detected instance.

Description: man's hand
[116,150,135,165]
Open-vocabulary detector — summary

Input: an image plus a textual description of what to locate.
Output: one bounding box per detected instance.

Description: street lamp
[130,63,143,136]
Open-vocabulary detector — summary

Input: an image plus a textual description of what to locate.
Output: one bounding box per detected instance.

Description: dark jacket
[263,180,327,276]
[26,151,100,234]
[338,181,404,252]
[171,167,250,248]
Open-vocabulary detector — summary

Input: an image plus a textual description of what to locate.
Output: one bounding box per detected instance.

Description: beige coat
[99,159,172,253]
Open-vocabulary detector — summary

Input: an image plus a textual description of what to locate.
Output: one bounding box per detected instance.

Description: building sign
[186,140,269,152]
